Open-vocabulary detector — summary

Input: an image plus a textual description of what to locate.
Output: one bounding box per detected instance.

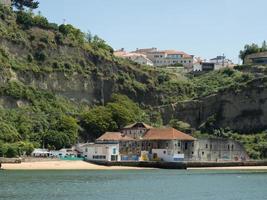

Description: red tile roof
[142,128,195,141]
[96,132,134,142]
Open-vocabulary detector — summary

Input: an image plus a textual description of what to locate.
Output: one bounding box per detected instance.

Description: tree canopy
[11,0,39,10]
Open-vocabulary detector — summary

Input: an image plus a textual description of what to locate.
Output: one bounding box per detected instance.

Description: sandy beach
[2,160,267,170]
[1,160,146,170]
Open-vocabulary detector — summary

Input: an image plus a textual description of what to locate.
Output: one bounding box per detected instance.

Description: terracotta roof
[142,128,196,141]
[123,122,153,129]
[96,132,134,141]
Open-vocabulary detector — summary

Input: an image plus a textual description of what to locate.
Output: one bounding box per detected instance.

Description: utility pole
[222,53,225,67]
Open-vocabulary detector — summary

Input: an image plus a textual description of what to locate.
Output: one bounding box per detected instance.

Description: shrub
[34,51,46,62]
[16,11,33,29]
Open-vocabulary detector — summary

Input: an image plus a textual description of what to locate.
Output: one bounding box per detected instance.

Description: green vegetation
[0,4,267,159]
[192,68,255,97]
[80,94,148,140]
[229,132,267,159]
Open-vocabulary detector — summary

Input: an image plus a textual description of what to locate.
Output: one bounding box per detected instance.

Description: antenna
[63,19,66,25]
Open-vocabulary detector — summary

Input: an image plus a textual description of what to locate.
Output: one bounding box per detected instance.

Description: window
[192,152,194,154]
[178,151,180,154]
[178,142,181,147]
[202,152,204,155]
[210,144,212,150]
[231,145,234,150]
[206,144,208,148]
[166,142,169,148]
[163,151,166,154]
[192,142,194,147]
[184,142,188,150]
[228,145,230,150]
[113,148,116,154]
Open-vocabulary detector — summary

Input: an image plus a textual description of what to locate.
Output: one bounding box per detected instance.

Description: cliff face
[160,78,267,133]
[1,6,267,134]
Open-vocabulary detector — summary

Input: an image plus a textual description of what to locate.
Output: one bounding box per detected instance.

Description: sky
[37,0,267,63]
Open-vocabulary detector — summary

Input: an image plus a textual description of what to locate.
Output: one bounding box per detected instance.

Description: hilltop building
[114,49,153,66]
[114,48,194,71]
[133,48,194,71]
[193,55,234,72]
[244,51,267,65]
[80,122,248,163]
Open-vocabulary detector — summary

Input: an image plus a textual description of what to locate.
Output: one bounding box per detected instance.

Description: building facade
[134,48,194,70]
[82,143,120,161]
[192,138,248,161]
[114,49,153,66]
[80,123,248,163]
[244,51,267,65]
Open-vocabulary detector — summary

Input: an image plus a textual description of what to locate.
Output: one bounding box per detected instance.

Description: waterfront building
[141,128,196,162]
[80,123,248,163]
[82,143,120,162]
[192,138,248,161]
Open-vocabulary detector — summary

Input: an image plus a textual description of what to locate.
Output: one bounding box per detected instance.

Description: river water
[0,169,267,200]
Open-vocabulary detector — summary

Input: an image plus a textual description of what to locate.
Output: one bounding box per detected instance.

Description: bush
[16,11,33,29]
[34,51,46,62]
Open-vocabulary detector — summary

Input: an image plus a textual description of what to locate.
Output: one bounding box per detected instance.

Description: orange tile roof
[142,128,196,141]
[96,132,134,141]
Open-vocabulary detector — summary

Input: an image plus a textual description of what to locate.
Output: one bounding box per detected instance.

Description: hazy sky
[38,0,267,63]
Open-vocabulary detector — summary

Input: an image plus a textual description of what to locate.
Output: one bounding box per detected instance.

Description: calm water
[0,169,267,200]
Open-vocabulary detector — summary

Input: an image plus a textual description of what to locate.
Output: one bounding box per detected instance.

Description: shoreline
[1,160,267,170]
[1,160,148,170]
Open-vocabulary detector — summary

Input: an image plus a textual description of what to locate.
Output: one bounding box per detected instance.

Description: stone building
[192,138,248,161]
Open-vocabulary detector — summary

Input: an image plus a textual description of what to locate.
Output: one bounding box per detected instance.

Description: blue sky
[38,0,267,63]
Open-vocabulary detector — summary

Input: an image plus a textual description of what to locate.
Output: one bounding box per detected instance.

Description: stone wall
[192,138,248,161]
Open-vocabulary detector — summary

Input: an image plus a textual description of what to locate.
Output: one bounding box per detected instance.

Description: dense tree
[80,106,117,141]
[11,0,39,10]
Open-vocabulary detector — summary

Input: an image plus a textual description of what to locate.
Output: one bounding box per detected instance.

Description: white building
[114,49,153,66]
[82,143,120,162]
[134,48,194,70]
[31,149,50,157]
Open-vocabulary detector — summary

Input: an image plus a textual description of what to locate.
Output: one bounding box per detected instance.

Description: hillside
[0,5,267,158]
